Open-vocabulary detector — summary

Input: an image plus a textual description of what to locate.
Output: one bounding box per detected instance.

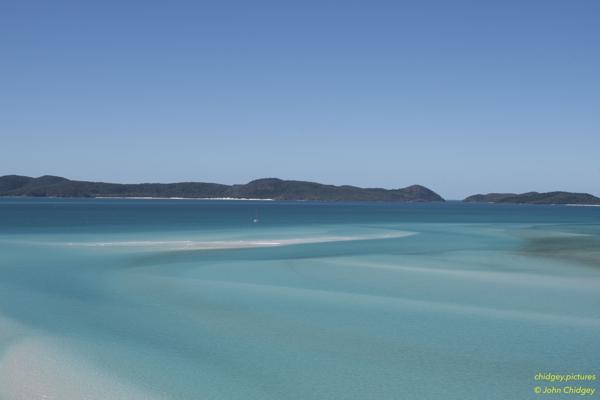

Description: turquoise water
[0,198,599,399]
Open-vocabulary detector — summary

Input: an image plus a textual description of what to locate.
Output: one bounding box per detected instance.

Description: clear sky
[1,1,598,199]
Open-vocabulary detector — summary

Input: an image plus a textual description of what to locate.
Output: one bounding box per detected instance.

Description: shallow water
[1,199,599,399]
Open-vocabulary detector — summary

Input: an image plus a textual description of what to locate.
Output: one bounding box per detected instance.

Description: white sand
[65,231,416,251]
[0,299,161,399]
[94,196,274,200]
[0,336,163,400]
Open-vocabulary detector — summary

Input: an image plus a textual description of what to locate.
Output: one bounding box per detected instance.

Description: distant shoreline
[2,175,600,205]
[464,191,600,206]
[0,175,444,202]
[94,196,275,201]
[2,196,600,208]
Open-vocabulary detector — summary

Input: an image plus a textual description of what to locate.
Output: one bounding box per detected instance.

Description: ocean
[0,198,599,399]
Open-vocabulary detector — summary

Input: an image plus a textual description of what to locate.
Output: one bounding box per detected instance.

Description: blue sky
[1,0,599,199]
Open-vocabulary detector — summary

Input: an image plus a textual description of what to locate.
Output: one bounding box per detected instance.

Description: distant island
[0,175,444,202]
[464,192,600,205]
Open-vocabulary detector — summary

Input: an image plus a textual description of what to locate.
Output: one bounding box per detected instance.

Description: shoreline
[2,196,600,206]
[94,196,275,201]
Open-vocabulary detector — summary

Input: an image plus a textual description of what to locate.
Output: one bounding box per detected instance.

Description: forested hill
[464,191,600,205]
[0,175,444,202]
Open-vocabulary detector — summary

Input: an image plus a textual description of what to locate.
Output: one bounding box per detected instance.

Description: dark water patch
[521,235,600,268]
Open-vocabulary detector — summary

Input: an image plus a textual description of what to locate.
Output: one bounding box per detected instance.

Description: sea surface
[0,198,599,399]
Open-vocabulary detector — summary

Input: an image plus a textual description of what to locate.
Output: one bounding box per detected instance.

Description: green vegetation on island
[0,175,444,202]
[464,192,600,205]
